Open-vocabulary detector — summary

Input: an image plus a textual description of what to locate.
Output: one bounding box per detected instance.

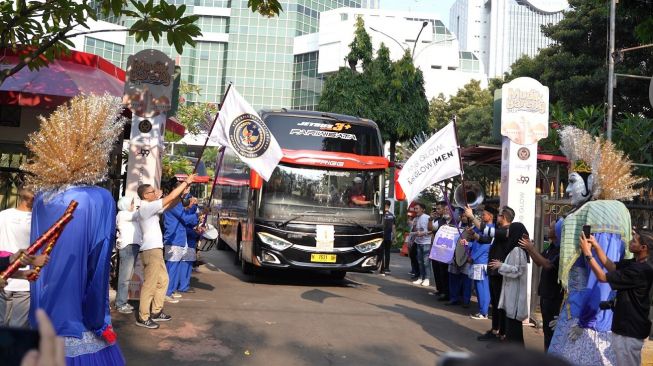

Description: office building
[450,0,568,77]
[72,1,484,112]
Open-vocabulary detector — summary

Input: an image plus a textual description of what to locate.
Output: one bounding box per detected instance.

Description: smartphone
[582,225,591,238]
[0,327,40,366]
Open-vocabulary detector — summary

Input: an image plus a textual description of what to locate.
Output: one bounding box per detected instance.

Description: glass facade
[84,1,367,109]
[226,0,361,110]
[292,52,322,110]
[84,37,124,67]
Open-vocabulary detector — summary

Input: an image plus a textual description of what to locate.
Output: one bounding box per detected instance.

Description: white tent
[176,133,221,147]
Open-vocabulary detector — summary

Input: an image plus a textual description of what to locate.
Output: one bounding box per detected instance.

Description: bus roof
[259,109,380,129]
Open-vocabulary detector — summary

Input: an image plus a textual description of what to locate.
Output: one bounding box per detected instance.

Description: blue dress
[164,202,198,295]
[29,186,124,365]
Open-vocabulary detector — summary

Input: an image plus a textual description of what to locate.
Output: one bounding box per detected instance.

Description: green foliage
[505,0,653,117]
[0,0,202,84]
[319,18,428,167]
[346,16,373,70]
[247,0,283,17]
[162,154,192,182]
[428,80,494,147]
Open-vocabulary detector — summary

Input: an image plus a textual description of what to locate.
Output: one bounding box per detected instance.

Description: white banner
[398,122,461,203]
[210,87,282,181]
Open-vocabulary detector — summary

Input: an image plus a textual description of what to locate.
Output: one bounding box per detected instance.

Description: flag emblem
[228,113,271,158]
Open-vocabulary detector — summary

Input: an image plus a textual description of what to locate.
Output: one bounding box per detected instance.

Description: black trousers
[432,260,449,295]
[489,275,505,335]
[505,317,525,346]
[540,296,563,351]
[381,239,392,272]
[409,244,419,277]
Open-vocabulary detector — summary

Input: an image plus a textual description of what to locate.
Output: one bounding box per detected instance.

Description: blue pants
[166,260,193,296]
[416,244,433,281]
[449,272,472,304]
[116,244,139,307]
[474,277,490,316]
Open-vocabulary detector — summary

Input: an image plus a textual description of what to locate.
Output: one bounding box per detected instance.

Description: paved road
[113,250,544,365]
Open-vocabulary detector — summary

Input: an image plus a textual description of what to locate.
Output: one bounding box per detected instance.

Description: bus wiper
[277,212,325,228]
[344,219,373,233]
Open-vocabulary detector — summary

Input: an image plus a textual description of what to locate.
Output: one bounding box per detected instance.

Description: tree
[428,80,494,147]
[318,18,429,197]
[174,82,218,135]
[506,0,653,117]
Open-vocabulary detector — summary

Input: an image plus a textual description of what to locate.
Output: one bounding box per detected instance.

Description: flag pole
[192,82,233,174]
[200,146,226,227]
[451,114,468,208]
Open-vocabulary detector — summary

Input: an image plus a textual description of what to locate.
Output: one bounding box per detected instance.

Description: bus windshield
[263,114,382,156]
[259,165,382,225]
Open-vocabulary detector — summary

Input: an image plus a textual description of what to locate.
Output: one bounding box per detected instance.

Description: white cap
[353,177,363,184]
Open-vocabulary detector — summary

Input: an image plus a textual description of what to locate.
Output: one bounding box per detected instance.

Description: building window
[341,13,348,21]
[431,65,442,69]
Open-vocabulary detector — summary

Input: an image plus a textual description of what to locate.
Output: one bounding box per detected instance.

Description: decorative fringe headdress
[558,126,645,201]
[22,93,126,192]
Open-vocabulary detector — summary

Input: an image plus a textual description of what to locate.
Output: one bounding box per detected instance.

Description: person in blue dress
[164,188,199,299]
[21,94,127,365]
[547,126,643,365]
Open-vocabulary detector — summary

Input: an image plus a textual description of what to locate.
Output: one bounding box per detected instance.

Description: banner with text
[398,122,461,203]
[429,225,460,264]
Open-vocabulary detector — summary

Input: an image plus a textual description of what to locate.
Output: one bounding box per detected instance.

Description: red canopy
[0,48,185,135]
[0,49,124,108]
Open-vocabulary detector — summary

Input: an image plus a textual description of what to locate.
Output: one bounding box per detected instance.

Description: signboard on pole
[499,77,549,322]
[123,49,175,197]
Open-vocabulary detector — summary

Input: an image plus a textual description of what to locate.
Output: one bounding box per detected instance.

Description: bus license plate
[311,253,337,263]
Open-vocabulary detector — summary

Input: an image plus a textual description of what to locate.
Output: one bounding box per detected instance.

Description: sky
[379,0,457,26]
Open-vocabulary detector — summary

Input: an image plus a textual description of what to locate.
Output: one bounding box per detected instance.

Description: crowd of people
[393,126,653,365]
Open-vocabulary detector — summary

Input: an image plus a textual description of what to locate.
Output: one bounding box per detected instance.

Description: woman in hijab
[489,219,530,346]
[115,196,142,314]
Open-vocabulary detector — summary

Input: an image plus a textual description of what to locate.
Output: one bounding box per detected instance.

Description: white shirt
[116,210,142,249]
[137,199,164,251]
[0,208,32,292]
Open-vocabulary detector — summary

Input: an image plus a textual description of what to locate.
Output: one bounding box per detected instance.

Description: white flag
[398,122,461,202]
[210,87,282,181]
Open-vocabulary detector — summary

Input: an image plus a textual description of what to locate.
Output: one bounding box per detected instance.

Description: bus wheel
[234,242,241,265]
[329,271,347,280]
[241,256,256,275]
[217,236,227,251]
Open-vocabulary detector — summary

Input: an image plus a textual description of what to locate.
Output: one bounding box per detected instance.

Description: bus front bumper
[255,246,382,272]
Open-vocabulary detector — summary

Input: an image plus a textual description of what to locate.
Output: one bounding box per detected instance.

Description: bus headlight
[354,238,383,253]
[257,232,293,251]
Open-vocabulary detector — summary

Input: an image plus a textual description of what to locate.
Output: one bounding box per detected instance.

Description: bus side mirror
[395,169,406,201]
[250,170,263,190]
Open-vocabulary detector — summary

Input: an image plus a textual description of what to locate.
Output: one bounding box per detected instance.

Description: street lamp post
[370,21,430,60]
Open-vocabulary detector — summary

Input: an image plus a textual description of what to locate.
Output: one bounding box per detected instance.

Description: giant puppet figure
[22,94,126,365]
[548,127,644,365]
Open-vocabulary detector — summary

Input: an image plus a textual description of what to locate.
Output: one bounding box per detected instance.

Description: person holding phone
[579,228,653,366]
[548,126,638,365]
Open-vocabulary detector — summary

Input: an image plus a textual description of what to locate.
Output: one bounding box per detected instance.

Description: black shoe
[385,269,392,274]
[135,317,160,329]
[437,294,450,302]
[151,312,172,322]
[477,330,499,342]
